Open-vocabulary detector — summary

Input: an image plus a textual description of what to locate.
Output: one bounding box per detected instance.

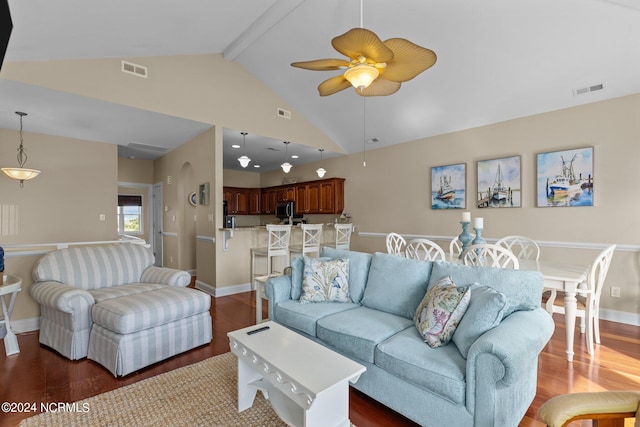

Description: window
[117,195,143,235]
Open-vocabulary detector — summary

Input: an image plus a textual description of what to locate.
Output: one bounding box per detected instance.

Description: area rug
[19,352,288,427]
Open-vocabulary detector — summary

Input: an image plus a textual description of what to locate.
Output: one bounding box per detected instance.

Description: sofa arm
[140,266,191,287]
[465,308,555,426]
[264,274,293,320]
[30,281,95,314]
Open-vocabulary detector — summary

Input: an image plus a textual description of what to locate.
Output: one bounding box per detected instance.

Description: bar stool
[324,223,353,251]
[289,224,323,259]
[251,224,291,323]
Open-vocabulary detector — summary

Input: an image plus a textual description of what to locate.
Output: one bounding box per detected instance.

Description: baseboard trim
[599,308,640,327]
[195,280,253,297]
[12,317,40,333]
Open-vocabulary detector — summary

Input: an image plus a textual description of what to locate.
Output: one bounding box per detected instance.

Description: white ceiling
[2,0,640,171]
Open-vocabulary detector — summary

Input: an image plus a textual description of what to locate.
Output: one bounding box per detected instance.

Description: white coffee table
[228,321,366,427]
[1,275,22,356]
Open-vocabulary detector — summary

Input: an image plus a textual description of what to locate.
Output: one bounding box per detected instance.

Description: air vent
[573,82,605,96]
[277,108,291,119]
[121,60,148,78]
[367,137,381,144]
[127,142,168,153]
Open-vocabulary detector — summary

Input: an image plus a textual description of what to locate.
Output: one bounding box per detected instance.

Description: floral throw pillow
[414,276,471,348]
[299,256,351,304]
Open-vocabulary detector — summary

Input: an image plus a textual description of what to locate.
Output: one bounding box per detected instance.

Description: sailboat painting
[537,147,593,207]
[477,156,521,208]
[431,163,466,209]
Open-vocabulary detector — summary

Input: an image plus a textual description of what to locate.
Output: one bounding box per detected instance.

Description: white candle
[473,217,484,229]
[462,211,471,222]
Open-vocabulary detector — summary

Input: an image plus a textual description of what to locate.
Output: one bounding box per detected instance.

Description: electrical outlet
[99,214,106,221]
[610,286,621,298]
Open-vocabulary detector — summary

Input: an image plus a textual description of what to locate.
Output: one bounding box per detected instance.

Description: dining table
[446,254,589,362]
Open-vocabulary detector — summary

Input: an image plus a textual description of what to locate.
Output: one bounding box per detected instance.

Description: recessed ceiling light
[231,144,241,149]
[253,164,260,168]
[291,155,299,159]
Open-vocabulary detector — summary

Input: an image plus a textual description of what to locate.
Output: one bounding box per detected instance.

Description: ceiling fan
[291,26,437,97]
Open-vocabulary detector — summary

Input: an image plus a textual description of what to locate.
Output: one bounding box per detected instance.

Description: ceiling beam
[223,0,305,61]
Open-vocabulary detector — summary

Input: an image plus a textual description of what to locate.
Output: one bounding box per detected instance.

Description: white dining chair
[461,243,519,269]
[449,234,474,257]
[386,233,406,256]
[496,235,540,261]
[543,244,616,355]
[404,238,446,261]
[289,224,323,258]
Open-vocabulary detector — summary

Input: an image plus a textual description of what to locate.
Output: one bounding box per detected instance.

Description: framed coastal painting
[431,163,466,209]
[536,147,593,207]
[477,155,521,208]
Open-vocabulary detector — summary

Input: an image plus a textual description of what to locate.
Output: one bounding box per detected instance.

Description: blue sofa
[265,247,555,427]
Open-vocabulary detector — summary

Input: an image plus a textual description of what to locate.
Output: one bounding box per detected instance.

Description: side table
[0,275,22,356]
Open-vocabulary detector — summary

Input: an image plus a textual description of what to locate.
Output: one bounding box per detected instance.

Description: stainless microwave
[275,201,295,219]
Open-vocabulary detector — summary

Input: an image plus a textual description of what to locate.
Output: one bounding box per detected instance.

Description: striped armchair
[31,244,212,376]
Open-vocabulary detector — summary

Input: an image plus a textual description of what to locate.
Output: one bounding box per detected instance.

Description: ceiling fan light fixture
[344,64,379,91]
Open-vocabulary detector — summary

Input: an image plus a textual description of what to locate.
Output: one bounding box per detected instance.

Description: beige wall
[261,93,640,319]
[1,54,638,324]
[1,130,117,322]
[118,157,154,184]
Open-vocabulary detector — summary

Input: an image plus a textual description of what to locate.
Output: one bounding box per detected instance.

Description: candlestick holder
[472,227,486,246]
[458,221,473,258]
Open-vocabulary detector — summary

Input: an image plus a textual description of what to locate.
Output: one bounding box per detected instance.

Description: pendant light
[237,131,251,168]
[281,141,292,173]
[2,112,41,187]
[316,149,327,178]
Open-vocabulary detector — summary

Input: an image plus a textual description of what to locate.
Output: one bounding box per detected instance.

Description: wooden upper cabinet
[224,178,344,215]
[260,188,277,214]
[248,188,261,215]
[276,186,295,202]
[223,187,249,215]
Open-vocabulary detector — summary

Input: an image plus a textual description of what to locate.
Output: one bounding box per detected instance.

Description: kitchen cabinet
[223,187,249,215]
[276,186,295,203]
[295,182,320,214]
[224,178,344,216]
[260,188,277,214]
[248,188,261,215]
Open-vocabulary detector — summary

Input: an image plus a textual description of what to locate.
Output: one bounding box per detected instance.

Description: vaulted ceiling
[2,0,640,171]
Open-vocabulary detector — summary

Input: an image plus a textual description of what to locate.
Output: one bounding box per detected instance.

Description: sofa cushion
[429,261,543,317]
[316,306,413,363]
[274,300,359,337]
[290,256,305,300]
[414,276,470,348]
[300,256,351,303]
[361,252,433,319]
[320,247,373,303]
[452,284,507,358]
[89,283,166,303]
[375,327,467,405]
[32,244,155,290]
[91,287,210,334]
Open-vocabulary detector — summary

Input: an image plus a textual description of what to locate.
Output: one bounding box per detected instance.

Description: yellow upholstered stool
[538,391,640,427]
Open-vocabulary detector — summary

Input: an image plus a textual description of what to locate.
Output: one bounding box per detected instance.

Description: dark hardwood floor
[1,290,638,427]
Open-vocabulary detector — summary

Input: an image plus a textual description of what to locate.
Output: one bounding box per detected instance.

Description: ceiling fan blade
[332,28,394,63]
[318,75,352,96]
[356,77,401,97]
[291,59,350,71]
[381,38,437,82]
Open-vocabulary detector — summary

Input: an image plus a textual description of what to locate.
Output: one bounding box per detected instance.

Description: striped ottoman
[87,286,212,376]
